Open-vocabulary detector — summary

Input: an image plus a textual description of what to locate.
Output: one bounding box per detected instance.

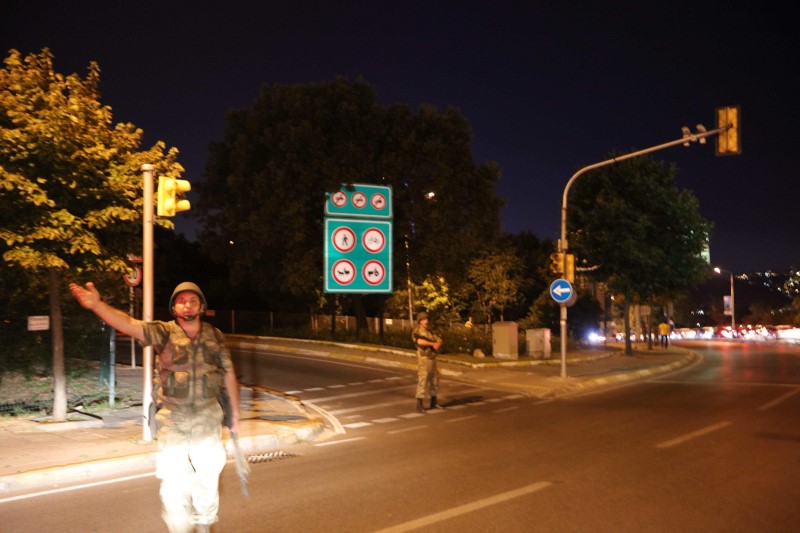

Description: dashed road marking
[656,421,732,449]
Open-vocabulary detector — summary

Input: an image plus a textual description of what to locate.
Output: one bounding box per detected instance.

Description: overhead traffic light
[157,176,191,217]
[716,106,741,155]
[550,252,564,275]
[564,253,575,283]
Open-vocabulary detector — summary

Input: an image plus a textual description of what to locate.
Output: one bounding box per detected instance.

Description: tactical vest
[153,322,226,408]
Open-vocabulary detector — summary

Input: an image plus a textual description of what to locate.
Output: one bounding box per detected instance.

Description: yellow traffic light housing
[564,253,575,283]
[550,252,564,275]
[716,106,741,155]
[157,176,191,217]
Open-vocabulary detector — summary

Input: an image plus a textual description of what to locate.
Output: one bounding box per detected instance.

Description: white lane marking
[327,384,347,389]
[757,387,800,411]
[303,401,346,434]
[373,482,552,532]
[373,418,400,424]
[304,384,411,403]
[495,406,520,413]
[446,415,478,423]
[656,421,732,449]
[343,422,372,429]
[0,472,155,504]
[327,399,412,415]
[398,413,426,419]
[388,425,428,435]
[314,437,366,447]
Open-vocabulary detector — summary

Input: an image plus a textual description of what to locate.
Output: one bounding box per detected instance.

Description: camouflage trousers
[416,354,438,399]
[155,406,227,533]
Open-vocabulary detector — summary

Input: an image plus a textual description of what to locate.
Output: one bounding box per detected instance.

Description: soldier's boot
[416,398,425,413]
[429,396,439,410]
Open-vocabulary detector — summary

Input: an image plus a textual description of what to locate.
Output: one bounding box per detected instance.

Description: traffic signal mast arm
[558,121,732,253]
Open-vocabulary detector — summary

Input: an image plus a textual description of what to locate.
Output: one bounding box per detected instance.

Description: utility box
[492,322,518,360]
[526,328,551,359]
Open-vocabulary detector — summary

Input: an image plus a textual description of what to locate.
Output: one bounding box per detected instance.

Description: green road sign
[324,218,392,293]
[325,184,392,219]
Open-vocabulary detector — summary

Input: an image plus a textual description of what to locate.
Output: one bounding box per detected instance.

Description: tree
[568,154,711,354]
[196,78,502,323]
[466,250,525,322]
[0,49,182,420]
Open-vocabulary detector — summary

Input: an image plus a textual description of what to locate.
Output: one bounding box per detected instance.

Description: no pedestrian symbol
[324,218,392,293]
[550,279,576,306]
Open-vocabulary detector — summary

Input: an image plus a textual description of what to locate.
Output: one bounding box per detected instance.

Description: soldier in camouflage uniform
[70,281,240,533]
[412,311,443,412]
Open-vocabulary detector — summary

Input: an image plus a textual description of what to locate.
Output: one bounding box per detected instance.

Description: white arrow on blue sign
[549,279,574,304]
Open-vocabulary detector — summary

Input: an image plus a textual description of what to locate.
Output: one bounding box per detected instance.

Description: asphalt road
[3,341,798,532]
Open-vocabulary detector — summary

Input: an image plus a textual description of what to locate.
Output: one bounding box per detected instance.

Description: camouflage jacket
[142,321,233,412]
[412,325,441,358]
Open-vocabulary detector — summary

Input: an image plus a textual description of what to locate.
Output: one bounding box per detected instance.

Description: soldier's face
[419,318,430,328]
[174,292,201,321]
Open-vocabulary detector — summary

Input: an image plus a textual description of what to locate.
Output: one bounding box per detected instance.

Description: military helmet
[416,311,430,321]
[169,281,207,316]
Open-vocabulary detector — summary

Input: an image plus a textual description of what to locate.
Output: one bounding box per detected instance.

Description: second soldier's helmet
[169,282,207,317]
[416,311,430,322]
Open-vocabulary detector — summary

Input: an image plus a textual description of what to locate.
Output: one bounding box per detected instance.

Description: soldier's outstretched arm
[69,282,146,342]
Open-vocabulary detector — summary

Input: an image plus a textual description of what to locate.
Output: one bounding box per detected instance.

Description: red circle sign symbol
[352,192,367,209]
[362,228,385,253]
[123,266,143,287]
[332,226,356,253]
[370,193,386,211]
[331,190,347,208]
[332,259,356,285]
[362,260,385,285]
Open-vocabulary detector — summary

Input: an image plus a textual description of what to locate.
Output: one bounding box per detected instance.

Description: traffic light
[564,253,575,283]
[716,106,741,155]
[157,176,191,216]
[550,252,564,275]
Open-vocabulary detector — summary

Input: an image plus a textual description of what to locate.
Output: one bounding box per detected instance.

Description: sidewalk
[0,338,698,495]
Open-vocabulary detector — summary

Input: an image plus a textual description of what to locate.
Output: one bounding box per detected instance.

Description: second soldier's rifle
[220,386,250,497]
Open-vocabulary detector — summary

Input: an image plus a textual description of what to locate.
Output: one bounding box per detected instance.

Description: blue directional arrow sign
[550,279,574,304]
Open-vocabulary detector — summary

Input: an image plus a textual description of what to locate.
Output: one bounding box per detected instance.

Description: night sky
[4,1,798,274]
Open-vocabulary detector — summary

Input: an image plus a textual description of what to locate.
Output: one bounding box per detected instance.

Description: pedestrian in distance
[658,319,671,348]
[69,280,240,533]
[412,311,443,412]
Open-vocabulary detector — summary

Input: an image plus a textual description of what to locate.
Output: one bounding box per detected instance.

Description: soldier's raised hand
[69,282,102,310]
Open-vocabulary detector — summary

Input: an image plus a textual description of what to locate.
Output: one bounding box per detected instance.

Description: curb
[0,418,326,495]
[565,351,701,394]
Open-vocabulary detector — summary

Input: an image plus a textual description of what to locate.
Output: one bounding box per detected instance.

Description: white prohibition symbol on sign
[332,259,356,285]
[362,227,386,253]
[362,260,386,285]
[332,226,356,253]
[331,190,347,207]
[352,191,367,208]
[371,193,387,211]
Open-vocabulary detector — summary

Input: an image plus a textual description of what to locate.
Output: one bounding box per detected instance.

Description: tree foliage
[568,154,711,352]
[196,78,502,313]
[466,249,525,322]
[0,48,183,418]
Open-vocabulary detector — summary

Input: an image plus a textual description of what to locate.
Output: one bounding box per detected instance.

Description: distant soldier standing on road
[412,311,442,412]
[69,280,240,533]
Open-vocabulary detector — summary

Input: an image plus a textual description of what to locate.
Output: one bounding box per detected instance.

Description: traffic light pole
[141,164,155,441]
[557,124,729,377]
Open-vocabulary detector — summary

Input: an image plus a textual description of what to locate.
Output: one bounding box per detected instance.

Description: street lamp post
[713,267,735,334]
